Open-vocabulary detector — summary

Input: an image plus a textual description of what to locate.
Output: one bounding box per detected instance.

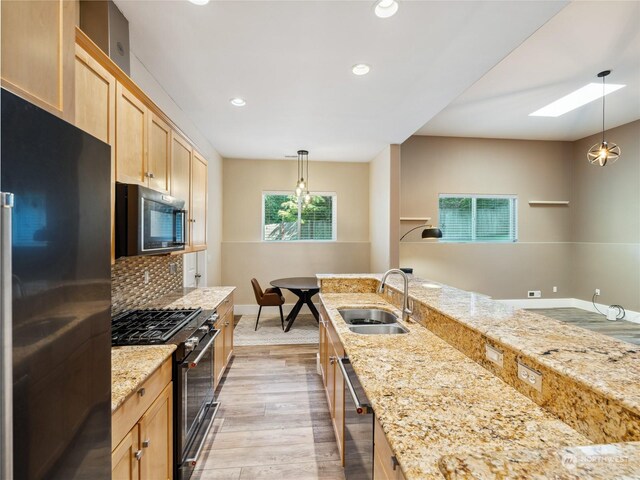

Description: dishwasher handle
[338,357,372,415]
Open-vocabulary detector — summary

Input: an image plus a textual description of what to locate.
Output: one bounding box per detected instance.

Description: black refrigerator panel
[1,88,112,479]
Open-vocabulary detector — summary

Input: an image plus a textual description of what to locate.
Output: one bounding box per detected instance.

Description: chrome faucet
[378,269,412,322]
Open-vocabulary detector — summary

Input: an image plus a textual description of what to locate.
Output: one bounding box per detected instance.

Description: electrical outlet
[595,288,601,296]
[144,270,150,284]
[518,362,542,393]
[485,344,503,368]
[527,290,541,298]
[169,262,177,274]
[553,286,558,293]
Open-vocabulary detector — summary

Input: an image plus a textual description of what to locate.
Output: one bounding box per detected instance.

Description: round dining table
[270,277,320,332]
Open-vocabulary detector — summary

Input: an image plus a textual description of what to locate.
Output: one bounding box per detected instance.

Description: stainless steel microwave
[115,183,186,257]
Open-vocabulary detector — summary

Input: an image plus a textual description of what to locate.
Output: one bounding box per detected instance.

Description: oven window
[142,198,178,250]
[183,337,214,444]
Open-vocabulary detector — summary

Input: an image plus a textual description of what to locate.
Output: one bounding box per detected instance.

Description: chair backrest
[250,278,264,303]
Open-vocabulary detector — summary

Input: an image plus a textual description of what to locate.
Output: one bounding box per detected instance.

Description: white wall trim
[499,298,640,323]
[234,303,320,316]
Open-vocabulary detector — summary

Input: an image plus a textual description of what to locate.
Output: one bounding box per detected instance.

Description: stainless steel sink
[347,324,409,335]
[338,308,398,326]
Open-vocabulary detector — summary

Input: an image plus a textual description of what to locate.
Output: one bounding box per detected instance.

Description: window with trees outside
[262,192,337,241]
[438,194,517,242]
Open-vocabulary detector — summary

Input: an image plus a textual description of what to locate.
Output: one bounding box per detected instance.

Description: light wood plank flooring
[192,344,345,480]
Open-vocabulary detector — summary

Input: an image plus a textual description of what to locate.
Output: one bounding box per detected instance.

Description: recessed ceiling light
[529,82,625,117]
[352,64,371,76]
[375,0,399,18]
[188,0,210,5]
[230,98,246,107]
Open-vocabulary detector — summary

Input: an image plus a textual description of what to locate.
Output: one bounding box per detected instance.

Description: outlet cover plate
[485,344,504,368]
[527,290,542,298]
[518,362,542,392]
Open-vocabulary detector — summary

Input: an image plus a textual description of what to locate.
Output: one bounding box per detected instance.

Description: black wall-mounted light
[399,221,443,241]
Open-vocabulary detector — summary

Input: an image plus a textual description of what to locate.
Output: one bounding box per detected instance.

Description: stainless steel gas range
[112,307,220,480]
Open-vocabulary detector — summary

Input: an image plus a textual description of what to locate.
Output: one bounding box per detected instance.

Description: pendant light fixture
[295,150,308,197]
[587,70,621,166]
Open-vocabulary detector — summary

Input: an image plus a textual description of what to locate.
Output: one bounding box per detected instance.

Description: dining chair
[250,278,285,331]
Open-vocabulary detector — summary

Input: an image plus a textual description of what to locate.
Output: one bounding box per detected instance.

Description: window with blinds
[438,194,517,242]
[263,192,336,241]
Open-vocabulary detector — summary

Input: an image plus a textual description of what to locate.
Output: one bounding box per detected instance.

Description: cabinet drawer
[217,293,233,319]
[112,357,172,450]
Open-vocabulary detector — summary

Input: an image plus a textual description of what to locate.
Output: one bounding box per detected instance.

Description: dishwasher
[337,357,374,479]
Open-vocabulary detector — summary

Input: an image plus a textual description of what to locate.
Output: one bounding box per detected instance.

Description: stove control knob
[184,337,199,352]
[198,325,210,333]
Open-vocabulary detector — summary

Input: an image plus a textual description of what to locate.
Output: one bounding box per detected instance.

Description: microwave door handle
[173,209,187,246]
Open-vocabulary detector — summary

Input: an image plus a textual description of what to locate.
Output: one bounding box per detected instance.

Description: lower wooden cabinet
[374,418,406,480]
[319,305,345,463]
[214,293,235,391]
[112,357,173,480]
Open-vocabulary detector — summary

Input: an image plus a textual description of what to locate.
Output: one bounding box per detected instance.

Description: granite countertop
[320,292,591,479]
[318,274,640,416]
[439,441,640,479]
[144,286,236,310]
[111,344,176,412]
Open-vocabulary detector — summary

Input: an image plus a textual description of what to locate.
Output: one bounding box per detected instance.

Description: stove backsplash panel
[112,255,183,315]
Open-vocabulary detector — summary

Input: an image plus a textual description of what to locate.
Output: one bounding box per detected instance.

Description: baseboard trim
[499,298,640,323]
[234,303,320,316]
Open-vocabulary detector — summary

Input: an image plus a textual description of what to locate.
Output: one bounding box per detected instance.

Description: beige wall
[570,121,640,310]
[369,145,401,273]
[400,136,574,299]
[400,126,640,311]
[206,149,223,285]
[222,158,370,305]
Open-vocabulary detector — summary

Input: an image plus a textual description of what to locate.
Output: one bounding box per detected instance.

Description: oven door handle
[183,330,220,369]
[338,357,372,415]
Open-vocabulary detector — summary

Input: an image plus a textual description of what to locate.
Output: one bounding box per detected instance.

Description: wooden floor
[192,344,345,480]
[529,308,640,345]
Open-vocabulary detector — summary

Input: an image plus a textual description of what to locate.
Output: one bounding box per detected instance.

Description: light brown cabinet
[319,306,345,463]
[116,83,148,186]
[1,0,76,121]
[147,114,172,194]
[112,427,140,480]
[112,358,173,480]
[74,43,117,263]
[374,418,406,480]
[171,131,192,221]
[214,293,234,391]
[190,151,208,249]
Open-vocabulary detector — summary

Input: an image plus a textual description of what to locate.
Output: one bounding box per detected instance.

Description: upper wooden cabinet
[191,151,208,249]
[75,43,117,263]
[171,132,192,218]
[1,0,76,121]
[147,114,172,194]
[116,83,148,186]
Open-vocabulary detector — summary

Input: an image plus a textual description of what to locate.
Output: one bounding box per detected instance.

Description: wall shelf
[528,201,570,206]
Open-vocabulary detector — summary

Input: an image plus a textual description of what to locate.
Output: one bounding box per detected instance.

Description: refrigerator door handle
[0,192,14,480]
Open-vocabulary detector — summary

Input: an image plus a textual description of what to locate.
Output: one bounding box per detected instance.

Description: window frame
[438,193,518,243]
[261,191,338,243]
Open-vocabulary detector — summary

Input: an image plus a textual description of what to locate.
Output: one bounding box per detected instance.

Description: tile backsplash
[111,255,183,315]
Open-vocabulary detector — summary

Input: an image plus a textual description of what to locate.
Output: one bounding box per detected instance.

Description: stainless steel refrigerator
[1,88,112,479]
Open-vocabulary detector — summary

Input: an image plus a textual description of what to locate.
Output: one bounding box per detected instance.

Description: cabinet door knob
[142,439,151,448]
[149,172,155,178]
[135,450,143,461]
[329,356,336,365]
[391,455,400,471]
[137,387,145,397]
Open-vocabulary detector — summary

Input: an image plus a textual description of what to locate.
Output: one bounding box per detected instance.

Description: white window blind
[439,194,517,242]
[262,192,336,241]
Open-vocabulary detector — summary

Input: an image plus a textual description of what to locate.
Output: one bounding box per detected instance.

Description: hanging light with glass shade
[303,150,312,205]
[295,150,308,197]
[587,70,621,166]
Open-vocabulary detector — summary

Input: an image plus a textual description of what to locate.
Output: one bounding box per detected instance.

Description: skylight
[529,83,625,117]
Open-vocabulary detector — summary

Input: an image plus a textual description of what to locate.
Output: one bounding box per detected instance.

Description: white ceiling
[417,1,640,141]
[113,0,567,161]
